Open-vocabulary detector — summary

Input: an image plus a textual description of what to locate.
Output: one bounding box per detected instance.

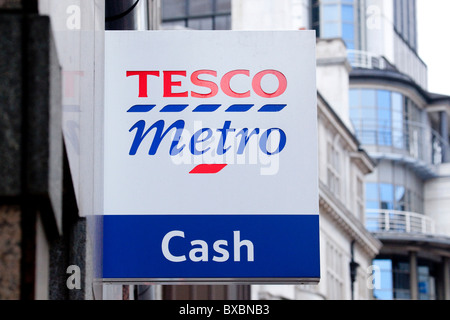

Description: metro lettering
[128,119,185,156]
[128,120,286,156]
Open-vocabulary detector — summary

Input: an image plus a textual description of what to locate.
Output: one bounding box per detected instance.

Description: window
[365,181,422,212]
[393,261,411,299]
[373,258,411,300]
[372,259,394,300]
[162,0,231,30]
[392,92,403,148]
[312,0,359,49]
[418,261,437,300]
[327,141,342,198]
[350,88,425,153]
[379,183,394,210]
[394,0,417,51]
[373,257,438,300]
[356,176,365,221]
[326,241,344,299]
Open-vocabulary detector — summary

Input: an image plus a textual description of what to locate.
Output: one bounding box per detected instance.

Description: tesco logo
[126,69,287,99]
[125,69,289,175]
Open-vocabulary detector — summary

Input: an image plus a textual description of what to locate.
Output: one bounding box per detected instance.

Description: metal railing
[352,120,449,167]
[347,43,428,90]
[347,50,388,70]
[366,209,436,235]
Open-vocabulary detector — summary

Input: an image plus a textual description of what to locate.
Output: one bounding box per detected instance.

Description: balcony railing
[352,120,449,171]
[347,50,389,70]
[366,209,436,235]
[347,42,428,90]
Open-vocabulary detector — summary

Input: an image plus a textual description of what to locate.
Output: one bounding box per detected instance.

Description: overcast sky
[417,0,450,96]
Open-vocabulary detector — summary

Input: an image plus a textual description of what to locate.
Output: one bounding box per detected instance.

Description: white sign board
[103,31,320,283]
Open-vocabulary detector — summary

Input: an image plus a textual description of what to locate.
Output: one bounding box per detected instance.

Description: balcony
[352,120,449,178]
[366,209,436,235]
[347,50,390,71]
[347,38,428,90]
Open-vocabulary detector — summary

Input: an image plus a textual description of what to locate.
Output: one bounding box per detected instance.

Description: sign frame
[102,30,320,285]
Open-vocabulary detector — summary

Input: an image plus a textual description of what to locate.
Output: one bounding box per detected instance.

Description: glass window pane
[395,186,405,202]
[216,0,231,13]
[378,130,392,146]
[361,89,376,107]
[161,20,186,30]
[322,23,340,38]
[380,184,394,202]
[162,0,187,19]
[349,89,359,108]
[380,201,393,210]
[361,108,376,122]
[366,201,380,210]
[378,108,391,123]
[378,90,391,109]
[342,4,354,22]
[350,108,360,120]
[392,111,403,126]
[395,186,406,210]
[394,261,411,299]
[214,15,231,30]
[360,130,376,145]
[342,23,354,41]
[393,130,404,149]
[322,5,339,21]
[312,6,320,25]
[366,183,379,200]
[189,0,213,15]
[380,183,394,210]
[373,259,394,300]
[187,17,213,30]
[392,92,402,112]
[346,41,355,50]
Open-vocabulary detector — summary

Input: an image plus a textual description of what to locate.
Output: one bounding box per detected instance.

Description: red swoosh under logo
[189,164,228,174]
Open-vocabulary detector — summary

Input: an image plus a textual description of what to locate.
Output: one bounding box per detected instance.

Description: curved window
[349,88,425,150]
[351,87,445,165]
[366,183,416,213]
[313,0,358,49]
[372,257,438,300]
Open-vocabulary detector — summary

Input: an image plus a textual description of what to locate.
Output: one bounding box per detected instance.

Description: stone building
[1,0,449,300]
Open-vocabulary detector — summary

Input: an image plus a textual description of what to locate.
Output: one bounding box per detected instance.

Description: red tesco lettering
[126,69,287,99]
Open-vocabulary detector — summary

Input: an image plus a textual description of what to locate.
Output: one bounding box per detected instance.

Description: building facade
[1,0,449,300]
[229,0,450,300]
[236,0,450,300]
[160,0,382,300]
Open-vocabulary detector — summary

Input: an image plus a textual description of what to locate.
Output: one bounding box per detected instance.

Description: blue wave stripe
[192,104,222,112]
[160,104,189,112]
[225,104,254,112]
[127,105,156,113]
[258,104,287,112]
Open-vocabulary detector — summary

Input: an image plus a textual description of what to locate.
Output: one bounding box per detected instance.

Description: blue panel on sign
[102,215,320,280]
